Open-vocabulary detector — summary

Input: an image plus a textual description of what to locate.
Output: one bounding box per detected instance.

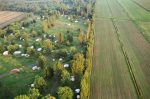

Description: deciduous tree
[57,86,73,99]
[72,53,85,76]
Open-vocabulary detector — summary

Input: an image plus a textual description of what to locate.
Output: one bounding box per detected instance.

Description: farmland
[90,0,150,99]
[0,11,25,28]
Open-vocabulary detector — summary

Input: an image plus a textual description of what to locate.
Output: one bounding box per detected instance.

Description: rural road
[90,0,150,99]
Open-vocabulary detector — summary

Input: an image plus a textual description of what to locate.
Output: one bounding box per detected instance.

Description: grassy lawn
[0,55,42,95]
[1,71,41,95]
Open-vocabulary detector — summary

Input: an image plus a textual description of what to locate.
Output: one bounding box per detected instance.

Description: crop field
[131,0,150,11]
[0,11,25,28]
[90,0,150,99]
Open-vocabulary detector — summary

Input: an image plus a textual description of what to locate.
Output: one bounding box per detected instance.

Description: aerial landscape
[0,0,149,99]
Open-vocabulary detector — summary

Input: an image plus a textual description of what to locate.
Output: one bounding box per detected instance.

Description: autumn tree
[0,29,6,38]
[57,86,73,99]
[28,88,40,99]
[7,34,15,43]
[38,55,47,69]
[0,45,4,53]
[53,61,63,75]
[72,53,85,77]
[42,94,56,99]
[7,44,19,54]
[34,76,47,92]
[27,47,35,56]
[61,69,70,84]
[43,67,54,79]
[43,20,49,33]
[14,30,21,39]
[22,32,29,42]
[14,95,30,99]
[58,33,64,43]
[31,31,38,37]
[42,39,53,53]
[67,33,73,44]
[80,71,90,99]
[78,32,86,44]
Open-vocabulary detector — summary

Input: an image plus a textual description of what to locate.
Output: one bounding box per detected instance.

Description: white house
[31,83,35,87]
[21,27,25,30]
[75,89,80,93]
[64,64,69,68]
[37,48,42,51]
[77,95,80,99]
[20,37,22,40]
[32,66,40,71]
[70,76,75,81]
[59,58,63,61]
[75,20,78,23]
[3,51,9,56]
[55,40,58,43]
[43,34,46,38]
[13,51,21,55]
[19,44,22,48]
[36,38,41,42]
[21,54,30,57]
[52,58,55,61]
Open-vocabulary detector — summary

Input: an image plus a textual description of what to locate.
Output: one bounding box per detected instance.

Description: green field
[90,0,150,99]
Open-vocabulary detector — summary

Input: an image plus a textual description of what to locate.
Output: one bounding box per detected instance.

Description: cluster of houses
[32,66,40,71]
[3,50,30,57]
[65,15,89,27]
[75,88,80,99]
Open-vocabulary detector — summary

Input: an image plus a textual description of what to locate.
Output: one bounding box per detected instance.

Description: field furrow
[0,11,25,28]
[116,21,150,98]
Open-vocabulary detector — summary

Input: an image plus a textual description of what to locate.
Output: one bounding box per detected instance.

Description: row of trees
[80,20,95,99]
